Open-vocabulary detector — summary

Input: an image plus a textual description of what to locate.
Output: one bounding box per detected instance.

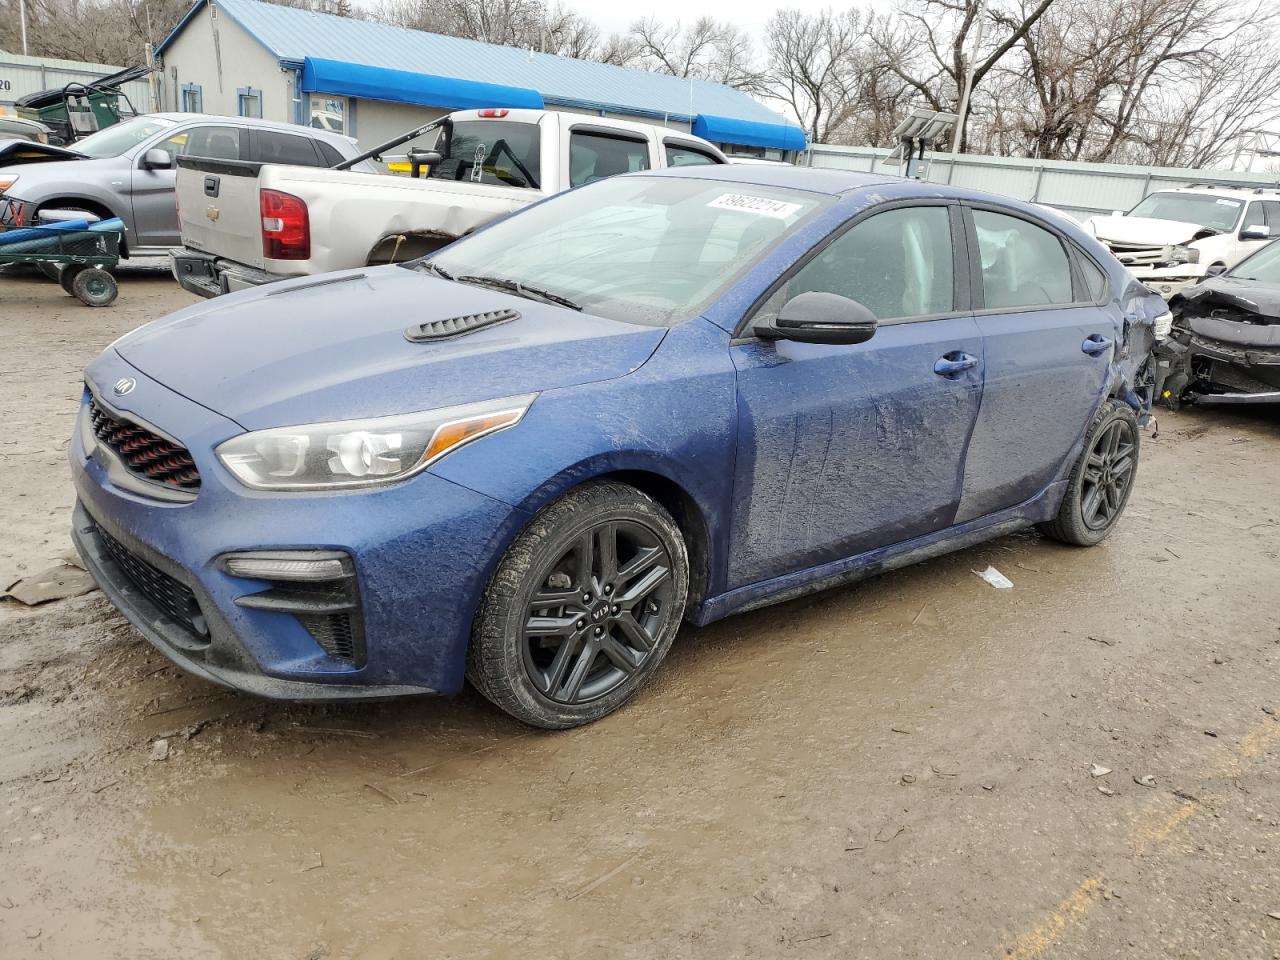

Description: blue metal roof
[158,0,807,150]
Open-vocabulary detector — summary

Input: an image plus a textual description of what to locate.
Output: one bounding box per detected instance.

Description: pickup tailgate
[175,156,266,269]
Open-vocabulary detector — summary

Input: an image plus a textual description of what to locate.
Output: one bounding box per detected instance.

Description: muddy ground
[1,270,1278,960]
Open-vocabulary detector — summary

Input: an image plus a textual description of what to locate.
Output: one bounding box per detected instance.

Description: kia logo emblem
[113,377,136,397]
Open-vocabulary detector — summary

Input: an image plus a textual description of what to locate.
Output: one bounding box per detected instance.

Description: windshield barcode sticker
[707,194,804,219]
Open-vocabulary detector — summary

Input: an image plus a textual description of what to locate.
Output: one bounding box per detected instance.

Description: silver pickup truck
[170,108,727,298]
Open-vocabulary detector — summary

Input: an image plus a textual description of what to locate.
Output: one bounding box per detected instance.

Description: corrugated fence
[0,53,153,112]
[806,143,1280,220]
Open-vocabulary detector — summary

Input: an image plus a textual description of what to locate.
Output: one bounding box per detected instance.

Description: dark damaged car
[71,167,1163,729]
[1156,239,1280,406]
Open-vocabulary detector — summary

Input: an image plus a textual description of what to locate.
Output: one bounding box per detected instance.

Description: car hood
[1089,215,1209,246]
[1178,276,1280,321]
[113,266,667,430]
[0,138,85,168]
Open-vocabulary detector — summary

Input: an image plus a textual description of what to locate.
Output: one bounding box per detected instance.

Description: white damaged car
[1085,187,1278,298]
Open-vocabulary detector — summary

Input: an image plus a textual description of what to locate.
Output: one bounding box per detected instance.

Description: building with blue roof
[153,0,807,158]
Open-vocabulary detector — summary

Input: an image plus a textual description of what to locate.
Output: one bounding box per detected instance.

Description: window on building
[972,209,1074,309]
[249,129,323,166]
[665,142,719,167]
[181,83,203,113]
[237,87,263,119]
[755,205,955,324]
[310,95,347,135]
[569,132,650,188]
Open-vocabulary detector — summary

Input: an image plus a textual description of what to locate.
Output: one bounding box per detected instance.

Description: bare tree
[628,16,766,92]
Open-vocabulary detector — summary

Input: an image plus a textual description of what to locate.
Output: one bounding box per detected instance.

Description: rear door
[955,205,1119,522]
[131,123,246,249]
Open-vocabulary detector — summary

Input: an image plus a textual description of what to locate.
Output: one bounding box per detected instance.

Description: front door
[130,124,244,249]
[955,206,1117,522]
[728,203,984,588]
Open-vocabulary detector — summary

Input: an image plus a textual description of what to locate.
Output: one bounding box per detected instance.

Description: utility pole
[19,0,30,55]
[951,0,985,157]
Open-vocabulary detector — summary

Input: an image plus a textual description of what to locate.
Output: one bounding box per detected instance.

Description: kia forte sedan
[72,166,1163,728]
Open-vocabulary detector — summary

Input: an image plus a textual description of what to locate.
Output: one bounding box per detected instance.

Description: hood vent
[404,308,519,342]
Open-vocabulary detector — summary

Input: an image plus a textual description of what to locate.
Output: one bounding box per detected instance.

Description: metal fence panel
[806,143,1280,220]
[0,53,152,113]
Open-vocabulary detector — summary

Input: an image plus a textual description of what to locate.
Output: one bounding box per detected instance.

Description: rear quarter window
[250,131,323,167]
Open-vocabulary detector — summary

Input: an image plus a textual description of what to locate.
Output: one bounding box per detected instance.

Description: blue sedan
[72,166,1163,727]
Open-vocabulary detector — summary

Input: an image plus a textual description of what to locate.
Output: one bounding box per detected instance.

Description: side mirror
[1241,224,1270,240]
[755,291,878,345]
[406,148,442,178]
[1205,262,1229,277]
[141,148,173,170]
[1111,210,1125,218]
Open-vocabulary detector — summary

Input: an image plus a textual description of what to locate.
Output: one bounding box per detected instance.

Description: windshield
[428,175,828,326]
[1228,239,1280,283]
[1127,192,1242,232]
[74,116,177,158]
[428,120,541,189]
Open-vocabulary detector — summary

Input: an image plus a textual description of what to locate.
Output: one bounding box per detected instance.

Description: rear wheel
[59,263,85,295]
[1037,400,1139,546]
[71,267,118,307]
[467,482,689,729]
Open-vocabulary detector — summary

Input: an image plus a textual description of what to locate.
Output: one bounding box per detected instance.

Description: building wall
[158,6,293,123]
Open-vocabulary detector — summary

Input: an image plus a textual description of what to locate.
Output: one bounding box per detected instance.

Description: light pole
[19,0,30,55]
[951,0,985,157]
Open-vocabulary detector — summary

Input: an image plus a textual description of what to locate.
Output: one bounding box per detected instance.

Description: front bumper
[72,354,525,699]
[169,247,299,299]
[1129,268,1206,300]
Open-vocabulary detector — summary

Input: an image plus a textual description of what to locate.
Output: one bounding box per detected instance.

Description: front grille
[89,397,201,492]
[98,525,210,645]
[298,612,359,661]
[1104,241,1164,267]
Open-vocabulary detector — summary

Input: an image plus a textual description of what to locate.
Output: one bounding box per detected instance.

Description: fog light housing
[220,551,352,582]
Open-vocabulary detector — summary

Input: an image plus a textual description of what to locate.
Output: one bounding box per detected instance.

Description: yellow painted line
[1000,717,1278,957]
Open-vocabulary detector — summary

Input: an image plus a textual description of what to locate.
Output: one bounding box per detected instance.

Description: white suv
[1085,186,1279,298]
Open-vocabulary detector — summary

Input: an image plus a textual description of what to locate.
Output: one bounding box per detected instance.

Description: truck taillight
[260,189,310,260]
[477,109,509,118]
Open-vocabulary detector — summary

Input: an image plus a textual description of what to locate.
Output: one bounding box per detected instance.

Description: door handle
[933,352,979,377]
[1082,334,1113,357]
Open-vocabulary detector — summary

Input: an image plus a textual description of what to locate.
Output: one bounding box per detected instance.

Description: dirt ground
[1,269,1278,960]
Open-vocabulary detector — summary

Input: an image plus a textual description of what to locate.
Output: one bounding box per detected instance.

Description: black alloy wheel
[521,519,676,705]
[1080,417,1136,531]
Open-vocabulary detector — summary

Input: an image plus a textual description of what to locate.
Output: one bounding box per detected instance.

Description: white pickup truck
[170,108,727,298]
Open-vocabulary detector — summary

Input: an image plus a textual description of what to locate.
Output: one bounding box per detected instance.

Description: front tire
[467,481,689,729]
[1037,399,1139,546]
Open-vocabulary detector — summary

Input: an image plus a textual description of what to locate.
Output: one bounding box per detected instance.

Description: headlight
[1161,244,1200,265]
[0,175,19,194]
[215,394,536,490]
[1153,311,1174,341]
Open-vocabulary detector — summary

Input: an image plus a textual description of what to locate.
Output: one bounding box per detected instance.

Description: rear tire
[467,481,689,729]
[1037,399,1139,546]
[71,267,118,307]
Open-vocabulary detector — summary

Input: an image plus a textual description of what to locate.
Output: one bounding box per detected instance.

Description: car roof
[1158,185,1280,200]
[146,112,358,147]
[643,163,896,195]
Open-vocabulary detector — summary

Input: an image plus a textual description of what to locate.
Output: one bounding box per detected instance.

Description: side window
[1077,254,1108,302]
[315,141,345,167]
[154,125,242,162]
[250,130,323,167]
[1263,200,1280,234]
[1242,202,1265,231]
[569,132,650,188]
[756,205,955,323]
[972,209,1074,309]
[665,143,719,167]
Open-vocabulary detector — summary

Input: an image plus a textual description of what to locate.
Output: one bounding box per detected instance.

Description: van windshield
[428,120,540,189]
[1127,192,1242,232]
[73,116,178,159]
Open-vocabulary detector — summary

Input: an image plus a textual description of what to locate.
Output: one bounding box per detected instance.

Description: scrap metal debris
[973,566,1013,589]
[1134,774,1156,788]
[1,563,96,605]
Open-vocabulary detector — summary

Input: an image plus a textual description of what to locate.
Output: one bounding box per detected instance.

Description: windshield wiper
[456,274,582,311]
[413,260,455,281]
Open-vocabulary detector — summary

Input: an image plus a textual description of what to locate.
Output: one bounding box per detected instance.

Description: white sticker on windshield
[707,193,804,219]
[1216,198,1239,206]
